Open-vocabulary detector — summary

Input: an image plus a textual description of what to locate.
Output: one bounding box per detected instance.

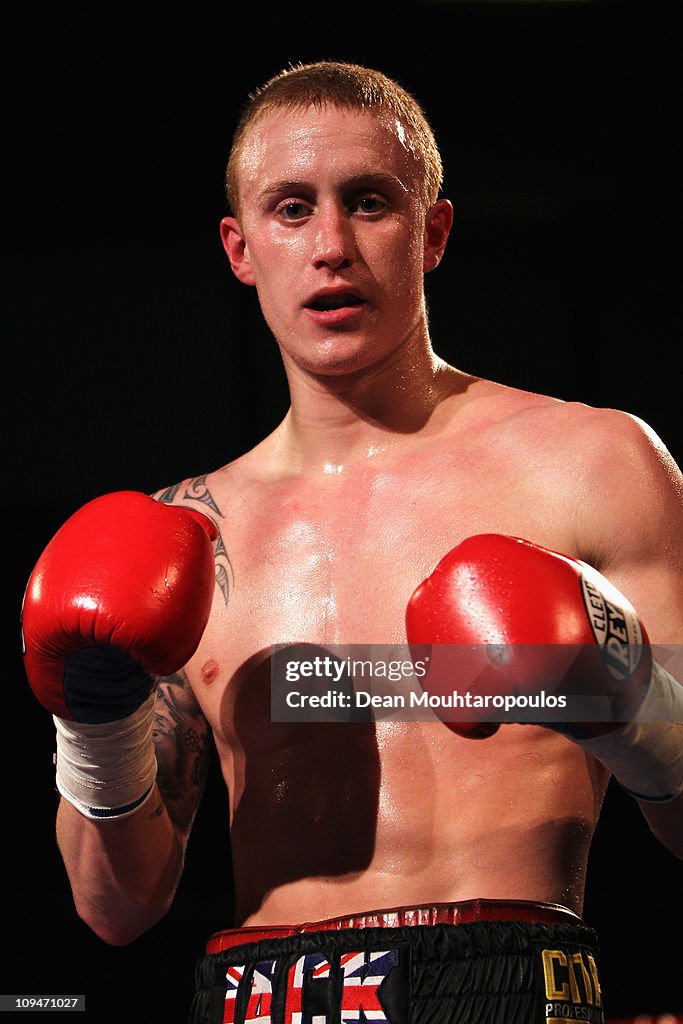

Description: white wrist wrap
[578,662,683,802]
[54,693,157,820]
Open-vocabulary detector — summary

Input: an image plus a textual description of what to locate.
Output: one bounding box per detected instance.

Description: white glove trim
[578,662,683,802]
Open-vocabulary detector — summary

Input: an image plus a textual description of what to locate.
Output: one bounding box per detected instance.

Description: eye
[349,194,387,216]
[276,200,312,222]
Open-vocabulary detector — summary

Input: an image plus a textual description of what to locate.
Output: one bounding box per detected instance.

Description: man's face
[222,104,449,378]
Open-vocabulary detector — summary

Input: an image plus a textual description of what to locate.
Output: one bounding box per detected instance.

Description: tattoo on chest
[157,474,234,606]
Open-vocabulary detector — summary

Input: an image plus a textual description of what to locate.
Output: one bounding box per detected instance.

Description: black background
[4,2,681,1020]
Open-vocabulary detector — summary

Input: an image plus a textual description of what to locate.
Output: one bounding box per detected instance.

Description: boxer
[23,62,682,1022]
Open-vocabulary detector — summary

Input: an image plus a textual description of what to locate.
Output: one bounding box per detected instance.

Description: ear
[423,199,453,273]
[220,216,256,286]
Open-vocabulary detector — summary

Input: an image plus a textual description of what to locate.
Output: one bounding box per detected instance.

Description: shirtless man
[22,63,683,1023]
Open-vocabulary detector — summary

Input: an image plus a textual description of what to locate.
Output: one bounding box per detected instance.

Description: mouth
[305,290,366,312]
[303,289,367,327]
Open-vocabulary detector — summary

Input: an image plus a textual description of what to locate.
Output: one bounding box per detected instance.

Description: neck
[273,329,467,472]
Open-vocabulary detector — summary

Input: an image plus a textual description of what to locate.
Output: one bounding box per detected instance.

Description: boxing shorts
[189,899,604,1024]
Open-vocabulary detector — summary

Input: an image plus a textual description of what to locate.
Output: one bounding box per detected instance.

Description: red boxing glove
[22,491,218,722]
[406,534,652,739]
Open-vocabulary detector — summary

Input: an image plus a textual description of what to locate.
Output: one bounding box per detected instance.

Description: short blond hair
[226,61,443,216]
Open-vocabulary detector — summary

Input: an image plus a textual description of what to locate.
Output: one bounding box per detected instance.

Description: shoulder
[150,443,286,607]
[542,404,681,544]
[455,378,682,556]
[515,399,683,510]
[152,453,265,517]
[517,399,683,583]
[570,407,682,566]
[464,380,677,476]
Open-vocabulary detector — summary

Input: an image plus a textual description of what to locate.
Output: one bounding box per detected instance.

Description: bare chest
[190,437,575,702]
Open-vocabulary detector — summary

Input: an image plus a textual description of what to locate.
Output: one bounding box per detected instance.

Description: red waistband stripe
[206,898,583,954]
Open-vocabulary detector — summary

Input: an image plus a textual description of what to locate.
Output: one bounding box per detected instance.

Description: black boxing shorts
[189,899,604,1024]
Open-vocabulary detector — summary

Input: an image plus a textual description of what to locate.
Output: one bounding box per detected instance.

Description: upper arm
[148,476,223,842]
[570,410,683,850]
[152,668,211,845]
[573,409,683,645]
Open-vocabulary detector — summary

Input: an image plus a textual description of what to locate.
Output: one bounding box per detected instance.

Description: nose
[311,202,355,271]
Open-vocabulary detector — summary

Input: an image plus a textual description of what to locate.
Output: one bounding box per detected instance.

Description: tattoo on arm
[152,670,211,837]
[183,475,222,516]
[156,474,234,606]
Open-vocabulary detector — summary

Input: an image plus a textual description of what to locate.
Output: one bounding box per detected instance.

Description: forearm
[56,784,184,945]
[576,666,683,858]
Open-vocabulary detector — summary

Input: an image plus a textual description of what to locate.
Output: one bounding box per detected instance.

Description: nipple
[201,658,220,685]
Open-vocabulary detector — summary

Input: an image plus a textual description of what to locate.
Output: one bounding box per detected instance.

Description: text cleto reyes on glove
[405,533,653,739]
